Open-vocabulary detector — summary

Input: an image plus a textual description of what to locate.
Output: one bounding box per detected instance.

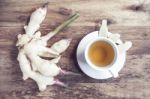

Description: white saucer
[76,31,126,79]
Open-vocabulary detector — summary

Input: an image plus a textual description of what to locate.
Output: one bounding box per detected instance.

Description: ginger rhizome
[99,20,132,54]
[16,3,79,91]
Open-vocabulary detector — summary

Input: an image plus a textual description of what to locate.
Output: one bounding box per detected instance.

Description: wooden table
[0,0,150,98]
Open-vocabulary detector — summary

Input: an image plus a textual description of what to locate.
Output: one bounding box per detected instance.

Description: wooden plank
[0,0,150,98]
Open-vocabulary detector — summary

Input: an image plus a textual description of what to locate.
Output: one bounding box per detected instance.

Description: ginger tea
[88,41,115,67]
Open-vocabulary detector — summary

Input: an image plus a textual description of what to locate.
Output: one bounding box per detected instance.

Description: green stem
[42,13,79,41]
[52,13,79,34]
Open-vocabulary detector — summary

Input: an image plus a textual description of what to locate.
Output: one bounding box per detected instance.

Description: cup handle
[109,69,119,78]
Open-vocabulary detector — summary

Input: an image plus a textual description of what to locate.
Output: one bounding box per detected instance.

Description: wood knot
[107,19,116,25]
[125,4,145,12]
[18,15,27,22]
[58,7,72,15]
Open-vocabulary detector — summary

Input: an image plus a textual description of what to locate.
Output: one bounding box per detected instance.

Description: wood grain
[0,0,150,99]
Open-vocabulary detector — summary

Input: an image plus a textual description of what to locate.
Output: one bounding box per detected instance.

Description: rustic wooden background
[0,0,150,99]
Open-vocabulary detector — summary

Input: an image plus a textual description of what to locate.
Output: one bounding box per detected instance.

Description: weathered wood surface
[0,0,150,99]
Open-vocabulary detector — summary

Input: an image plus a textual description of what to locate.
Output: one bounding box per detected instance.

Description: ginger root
[17,50,55,91]
[24,3,48,36]
[16,3,79,91]
[99,20,132,54]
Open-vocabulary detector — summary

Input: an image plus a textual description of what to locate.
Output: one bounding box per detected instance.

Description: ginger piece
[98,20,132,54]
[99,20,108,37]
[51,39,72,54]
[109,33,120,43]
[108,33,122,45]
[16,34,31,47]
[16,3,79,91]
[30,54,61,76]
[117,41,132,54]
[17,50,66,91]
[20,13,79,74]
[22,38,72,76]
[17,50,55,90]
[16,31,42,48]
[24,3,48,36]
[16,4,79,91]
[17,13,79,48]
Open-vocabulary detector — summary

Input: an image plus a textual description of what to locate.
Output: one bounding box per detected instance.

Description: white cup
[84,37,119,78]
